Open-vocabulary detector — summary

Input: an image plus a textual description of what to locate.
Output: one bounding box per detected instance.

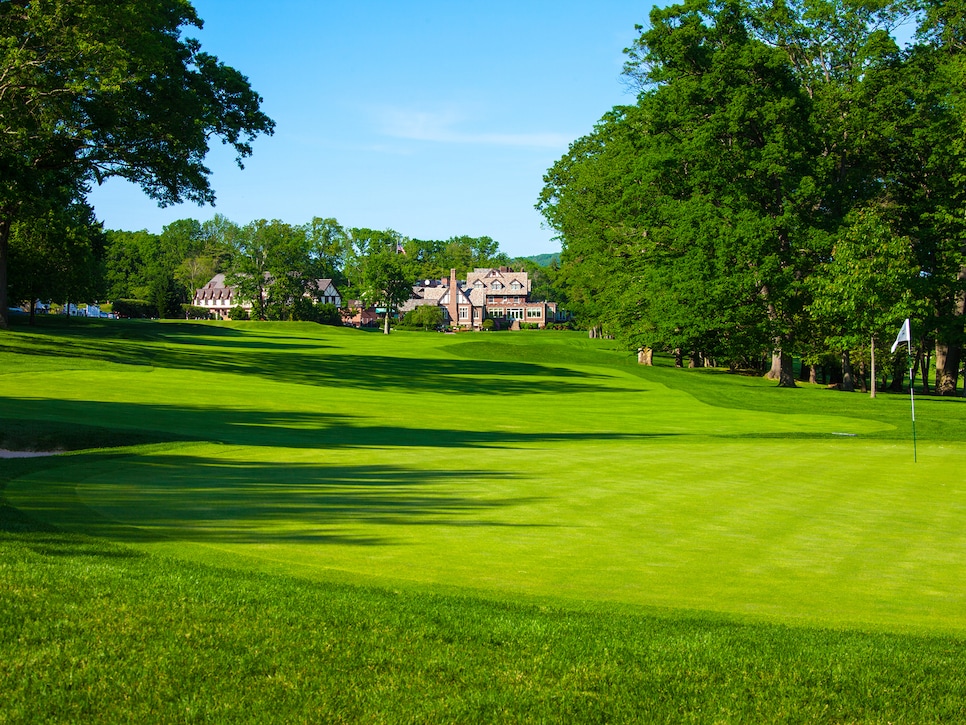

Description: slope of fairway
[3,319,966,635]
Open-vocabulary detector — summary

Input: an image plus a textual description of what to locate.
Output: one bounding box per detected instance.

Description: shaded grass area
[449,335,966,443]
[0,396,677,453]
[0,317,619,397]
[635,362,966,441]
[0,416,196,452]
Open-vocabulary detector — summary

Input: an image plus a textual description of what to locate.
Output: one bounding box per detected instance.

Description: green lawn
[3,318,966,721]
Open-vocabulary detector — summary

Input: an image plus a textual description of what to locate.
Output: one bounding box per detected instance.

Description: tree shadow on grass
[1,397,675,451]
[0,322,633,396]
[11,449,544,548]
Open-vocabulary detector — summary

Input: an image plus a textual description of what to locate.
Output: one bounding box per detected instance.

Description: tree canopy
[539,0,966,393]
[0,0,274,327]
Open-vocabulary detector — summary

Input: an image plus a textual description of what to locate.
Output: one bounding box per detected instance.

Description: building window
[459,307,468,319]
[492,281,503,290]
[511,281,522,290]
[474,280,483,288]
[509,308,524,320]
[527,308,542,318]
[490,308,505,317]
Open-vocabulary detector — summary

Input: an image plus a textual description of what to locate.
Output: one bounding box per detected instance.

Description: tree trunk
[383,310,391,334]
[935,340,961,396]
[688,352,702,368]
[857,360,868,394]
[673,348,683,368]
[889,356,905,392]
[920,347,931,393]
[767,351,797,387]
[637,347,653,365]
[841,351,855,392]
[809,365,818,385]
[0,214,11,330]
[870,339,876,398]
[936,263,966,395]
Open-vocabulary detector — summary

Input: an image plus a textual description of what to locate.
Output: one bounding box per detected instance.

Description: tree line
[7,209,532,323]
[538,0,966,395]
[102,217,517,322]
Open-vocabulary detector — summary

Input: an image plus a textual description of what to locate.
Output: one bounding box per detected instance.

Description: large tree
[8,200,106,319]
[808,206,925,391]
[358,233,412,334]
[0,0,274,327]
[884,1,966,395]
[542,0,823,381]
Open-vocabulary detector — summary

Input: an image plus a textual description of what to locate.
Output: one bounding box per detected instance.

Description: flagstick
[908,338,917,463]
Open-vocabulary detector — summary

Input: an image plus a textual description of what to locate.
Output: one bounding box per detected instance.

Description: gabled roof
[314,279,340,294]
[200,273,228,289]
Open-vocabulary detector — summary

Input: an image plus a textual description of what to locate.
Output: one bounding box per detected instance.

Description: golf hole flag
[891,318,911,353]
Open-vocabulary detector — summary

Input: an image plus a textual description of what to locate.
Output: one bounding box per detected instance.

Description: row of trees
[538,0,966,394]
[9,209,524,325]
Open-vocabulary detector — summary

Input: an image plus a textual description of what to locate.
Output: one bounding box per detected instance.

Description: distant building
[340,300,381,328]
[193,274,342,320]
[399,267,564,330]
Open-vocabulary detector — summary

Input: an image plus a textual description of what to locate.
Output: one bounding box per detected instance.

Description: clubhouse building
[399,267,563,330]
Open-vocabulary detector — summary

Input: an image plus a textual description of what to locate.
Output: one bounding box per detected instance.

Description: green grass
[3,316,966,721]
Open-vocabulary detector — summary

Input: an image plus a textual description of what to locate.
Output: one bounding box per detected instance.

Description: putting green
[5,323,965,634]
[10,438,966,632]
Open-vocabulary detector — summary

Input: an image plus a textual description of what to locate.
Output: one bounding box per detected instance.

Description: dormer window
[492,281,503,290]
[474,280,483,288]
[510,281,522,290]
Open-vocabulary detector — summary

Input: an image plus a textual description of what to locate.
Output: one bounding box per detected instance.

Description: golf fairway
[5,321,965,634]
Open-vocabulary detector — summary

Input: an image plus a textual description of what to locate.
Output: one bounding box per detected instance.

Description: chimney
[447,268,459,325]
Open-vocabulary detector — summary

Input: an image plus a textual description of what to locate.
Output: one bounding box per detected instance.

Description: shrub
[288,297,317,322]
[112,299,154,319]
[481,319,494,331]
[315,302,342,326]
[181,304,210,320]
[401,305,444,331]
[228,306,249,320]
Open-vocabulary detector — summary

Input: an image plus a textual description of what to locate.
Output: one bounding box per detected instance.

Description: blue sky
[86,1,654,258]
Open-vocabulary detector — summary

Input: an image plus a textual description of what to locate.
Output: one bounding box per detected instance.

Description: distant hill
[514,253,560,268]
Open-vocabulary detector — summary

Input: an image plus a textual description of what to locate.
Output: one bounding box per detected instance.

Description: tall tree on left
[0,0,274,328]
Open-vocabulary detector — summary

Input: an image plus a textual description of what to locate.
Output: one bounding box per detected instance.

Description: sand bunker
[0,449,62,458]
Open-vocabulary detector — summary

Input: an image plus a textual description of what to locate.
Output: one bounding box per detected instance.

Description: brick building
[399,267,563,330]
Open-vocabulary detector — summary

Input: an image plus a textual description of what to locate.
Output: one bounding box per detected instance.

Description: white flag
[890,318,911,353]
